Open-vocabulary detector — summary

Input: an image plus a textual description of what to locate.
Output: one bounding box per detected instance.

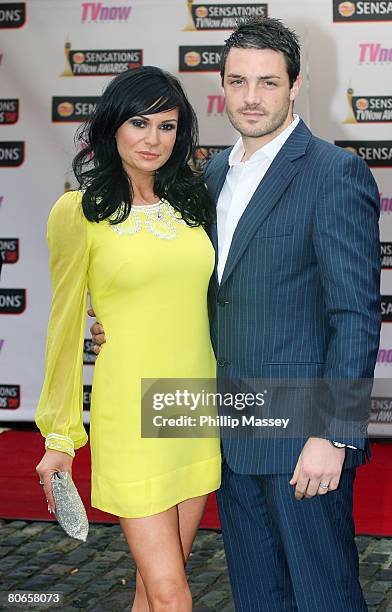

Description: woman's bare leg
[122,494,209,611]
[119,505,191,612]
[178,493,209,561]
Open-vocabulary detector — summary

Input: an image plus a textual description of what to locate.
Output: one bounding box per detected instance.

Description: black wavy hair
[220,17,301,88]
[72,66,213,226]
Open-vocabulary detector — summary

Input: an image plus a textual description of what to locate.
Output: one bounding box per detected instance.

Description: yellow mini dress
[35,191,221,518]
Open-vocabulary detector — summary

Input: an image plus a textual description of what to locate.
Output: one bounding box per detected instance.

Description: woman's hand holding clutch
[36,449,73,514]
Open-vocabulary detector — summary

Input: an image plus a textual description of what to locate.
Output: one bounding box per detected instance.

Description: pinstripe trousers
[217,459,367,611]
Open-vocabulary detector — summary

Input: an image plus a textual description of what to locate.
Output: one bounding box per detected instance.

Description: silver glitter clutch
[51,471,89,541]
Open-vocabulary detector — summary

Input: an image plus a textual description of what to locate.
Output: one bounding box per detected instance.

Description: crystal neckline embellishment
[111,200,186,240]
[132,200,163,211]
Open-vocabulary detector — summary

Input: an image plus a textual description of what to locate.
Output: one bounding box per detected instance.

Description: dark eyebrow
[135,115,178,123]
[226,74,281,80]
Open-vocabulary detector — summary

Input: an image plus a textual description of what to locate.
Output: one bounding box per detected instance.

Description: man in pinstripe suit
[202,17,381,612]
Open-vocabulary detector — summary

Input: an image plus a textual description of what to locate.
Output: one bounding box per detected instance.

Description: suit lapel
[205,148,231,283]
[219,120,312,287]
[219,154,298,286]
[208,149,231,206]
[208,220,219,283]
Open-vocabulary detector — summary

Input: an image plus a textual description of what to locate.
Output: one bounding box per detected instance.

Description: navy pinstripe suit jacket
[204,119,381,475]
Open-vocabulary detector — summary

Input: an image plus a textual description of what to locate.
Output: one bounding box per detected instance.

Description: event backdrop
[1,0,391,436]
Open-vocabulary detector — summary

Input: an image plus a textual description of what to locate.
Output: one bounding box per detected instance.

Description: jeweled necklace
[111,199,186,240]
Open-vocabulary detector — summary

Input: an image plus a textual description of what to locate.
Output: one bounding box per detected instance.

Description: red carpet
[1,431,391,536]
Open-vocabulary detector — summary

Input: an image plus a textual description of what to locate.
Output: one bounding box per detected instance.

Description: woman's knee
[147,577,192,610]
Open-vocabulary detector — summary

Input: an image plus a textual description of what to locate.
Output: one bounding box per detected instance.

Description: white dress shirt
[216,114,300,283]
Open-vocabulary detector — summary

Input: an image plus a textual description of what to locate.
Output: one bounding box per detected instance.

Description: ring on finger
[319,481,329,490]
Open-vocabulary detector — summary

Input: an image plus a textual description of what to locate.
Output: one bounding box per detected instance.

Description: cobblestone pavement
[0,519,391,611]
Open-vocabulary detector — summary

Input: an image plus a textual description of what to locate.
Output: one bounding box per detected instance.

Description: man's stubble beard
[226,97,291,139]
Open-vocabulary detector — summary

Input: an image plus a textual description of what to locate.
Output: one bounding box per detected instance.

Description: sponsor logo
[338,1,356,16]
[207,95,226,115]
[0,289,26,314]
[334,0,392,22]
[83,339,96,365]
[0,3,26,29]
[0,99,19,125]
[335,140,392,167]
[61,42,142,76]
[0,239,19,274]
[179,46,223,72]
[359,43,392,63]
[381,242,392,268]
[370,397,392,423]
[377,348,392,363]
[381,296,392,322]
[83,384,92,410]
[52,97,99,122]
[81,2,132,22]
[381,193,392,213]
[184,1,267,31]
[344,88,392,123]
[193,145,227,171]
[0,141,24,167]
[0,384,20,409]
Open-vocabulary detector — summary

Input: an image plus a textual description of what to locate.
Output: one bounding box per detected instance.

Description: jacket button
[217,297,230,306]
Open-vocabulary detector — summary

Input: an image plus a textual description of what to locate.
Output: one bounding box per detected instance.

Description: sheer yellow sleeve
[35,190,90,457]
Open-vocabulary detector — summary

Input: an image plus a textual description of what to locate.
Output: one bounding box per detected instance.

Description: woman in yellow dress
[35,66,221,611]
